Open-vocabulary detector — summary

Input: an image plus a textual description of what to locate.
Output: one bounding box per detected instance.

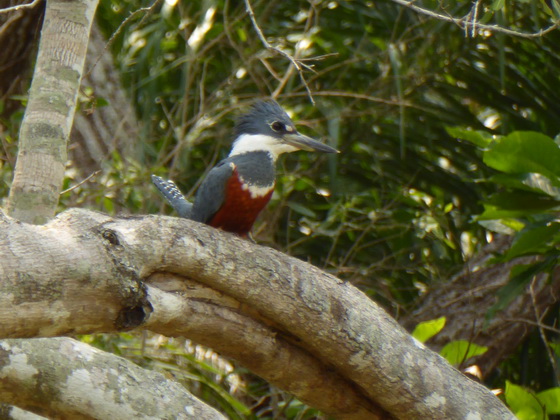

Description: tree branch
[0,208,515,419]
[145,279,385,420]
[389,0,560,38]
[0,337,226,419]
[243,0,316,103]
[6,0,98,224]
[403,235,560,377]
[0,0,42,15]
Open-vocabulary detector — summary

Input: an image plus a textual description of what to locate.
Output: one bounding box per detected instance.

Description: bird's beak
[282,132,339,153]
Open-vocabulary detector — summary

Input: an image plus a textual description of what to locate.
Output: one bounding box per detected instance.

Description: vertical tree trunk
[6,0,98,224]
[70,24,140,176]
[0,0,44,118]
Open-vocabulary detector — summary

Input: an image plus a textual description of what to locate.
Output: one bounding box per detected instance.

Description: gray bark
[0,208,515,420]
[70,24,140,175]
[0,337,226,420]
[6,0,98,223]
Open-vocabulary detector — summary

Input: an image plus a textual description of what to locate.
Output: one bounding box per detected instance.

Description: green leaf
[505,381,546,420]
[490,0,505,10]
[550,342,560,358]
[483,131,560,180]
[287,201,317,218]
[439,340,487,365]
[501,219,526,232]
[553,0,560,17]
[502,223,560,261]
[538,388,560,414]
[478,219,517,235]
[103,197,114,214]
[487,173,560,196]
[487,258,557,319]
[446,127,493,148]
[477,191,560,220]
[412,317,446,343]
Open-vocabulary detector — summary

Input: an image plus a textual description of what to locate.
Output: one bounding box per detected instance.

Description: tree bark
[6,0,98,224]
[0,208,515,420]
[0,337,226,420]
[0,404,48,419]
[0,0,44,119]
[70,24,140,176]
[402,235,560,378]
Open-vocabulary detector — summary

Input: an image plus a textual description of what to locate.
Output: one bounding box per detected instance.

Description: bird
[152,100,338,237]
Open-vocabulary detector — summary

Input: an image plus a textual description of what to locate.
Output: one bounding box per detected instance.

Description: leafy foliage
[3,0,560,417]
[504,381,560,420]
[451,129,560,320]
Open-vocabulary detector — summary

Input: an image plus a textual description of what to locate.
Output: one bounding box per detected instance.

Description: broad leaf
[412,317,446,343]
[538,388,560,414]
[502,223,560,261]
[484,131,560,180]
[477,191,560,220]
[487,258,557,319]
[487,173,560,197]
[439,340,487,365]
[446,127,493,148]
[505,381,547,420]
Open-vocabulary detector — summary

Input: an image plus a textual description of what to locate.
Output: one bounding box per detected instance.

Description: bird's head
[230,100,338,159]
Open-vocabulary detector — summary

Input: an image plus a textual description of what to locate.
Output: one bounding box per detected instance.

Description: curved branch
[0,337,225,420]
[0,208,514,419]
[145,279,386,420]
[0,209,387,419]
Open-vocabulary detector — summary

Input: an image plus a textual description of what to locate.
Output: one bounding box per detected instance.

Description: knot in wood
[101,228,120,246]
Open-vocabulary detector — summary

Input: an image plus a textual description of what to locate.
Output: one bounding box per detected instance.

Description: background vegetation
[2,0,560,418]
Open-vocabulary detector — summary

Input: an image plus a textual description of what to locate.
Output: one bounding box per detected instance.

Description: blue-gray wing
[191,159,235,223]
[151,175,193,219]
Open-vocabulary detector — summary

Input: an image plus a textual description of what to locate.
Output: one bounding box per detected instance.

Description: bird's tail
[151,175,193,219]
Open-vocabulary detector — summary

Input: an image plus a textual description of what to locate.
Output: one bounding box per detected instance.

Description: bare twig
[298,53,338,62]
[503,318,560,334]
[286,90,410,107]
[60,170,101,195]
[465,0,481,38]
[530,277,559,380]
[243,0,316,103]
[390,0,560,38]
[0,0,42,14]
[84,0,163,78]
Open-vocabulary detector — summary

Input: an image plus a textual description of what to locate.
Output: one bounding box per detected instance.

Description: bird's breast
[208,167,274,236]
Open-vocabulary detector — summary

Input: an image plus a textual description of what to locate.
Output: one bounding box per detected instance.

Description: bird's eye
[271,121,284,132]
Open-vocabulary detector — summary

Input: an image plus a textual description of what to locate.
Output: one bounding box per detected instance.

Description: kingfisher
[152,100,338,237]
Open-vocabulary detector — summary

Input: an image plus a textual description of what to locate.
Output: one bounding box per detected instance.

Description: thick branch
[0,210,150,337]
[145,280,384,420]
[0,337,225,419]
[70,23,141,176]
[6,0,98,224]
[0,209,386,419]
[0,208,514,419]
